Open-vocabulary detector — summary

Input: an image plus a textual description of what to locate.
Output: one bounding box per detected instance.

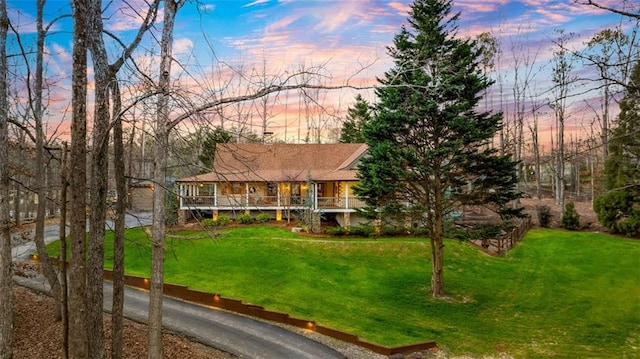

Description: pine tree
[594,63,640,237]
[198,127,232,173]
[339,94,372,143]
[355,0,521,298]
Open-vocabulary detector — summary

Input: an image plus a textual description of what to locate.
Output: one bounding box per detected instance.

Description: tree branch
[574,1,640,19]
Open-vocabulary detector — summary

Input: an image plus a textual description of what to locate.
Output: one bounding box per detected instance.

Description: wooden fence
[100,270,437,356]
[472,216,532,255]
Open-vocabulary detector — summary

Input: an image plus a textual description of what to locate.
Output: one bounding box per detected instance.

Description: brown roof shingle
[178,143,367,183]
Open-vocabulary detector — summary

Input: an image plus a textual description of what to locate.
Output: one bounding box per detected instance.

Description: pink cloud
[388,1,410,15]
[313,3,359,33]
[266,14,301,32]
[455,0,508,13]
[535,7,572,24]
[244,0,270,7]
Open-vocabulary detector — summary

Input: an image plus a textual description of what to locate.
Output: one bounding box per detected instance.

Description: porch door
[291,183,301,205]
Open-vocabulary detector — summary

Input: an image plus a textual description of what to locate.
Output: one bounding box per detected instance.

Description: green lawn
[48,226,640,358]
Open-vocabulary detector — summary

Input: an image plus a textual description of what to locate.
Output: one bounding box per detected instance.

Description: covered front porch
[178,180,365,213]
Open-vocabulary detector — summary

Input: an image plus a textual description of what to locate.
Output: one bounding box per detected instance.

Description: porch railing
[181,195,365,210]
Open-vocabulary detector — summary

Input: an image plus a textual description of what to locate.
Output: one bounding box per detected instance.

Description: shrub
[615,210,640,237]
[380,225,405,236]
[445,226,471,241]
[595,191,640,237]
[325,226,347,236]
[237,213,254,225]
[475,224,503,239]
[348,224,377,237]
[201,218,216,228]
[561,202,580,230]
[255,213,271,223]
[165,191,179,225]
[215,215,232,227]
[537,205,553,228]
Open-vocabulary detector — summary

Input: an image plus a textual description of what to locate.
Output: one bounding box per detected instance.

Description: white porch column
[245,183,249,207]
[214,183,218,207]
[344,182,349,209]
[314,183,318,210]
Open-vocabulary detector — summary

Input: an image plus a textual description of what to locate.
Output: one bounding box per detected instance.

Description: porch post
[214,183,218,207]
[313,183,318,210]
[277,183,281,207]
[344,182,349,209]
[276,182,282,221]
[245,183,249,208]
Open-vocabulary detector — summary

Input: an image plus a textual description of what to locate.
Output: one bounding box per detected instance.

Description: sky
[5,0,637,145]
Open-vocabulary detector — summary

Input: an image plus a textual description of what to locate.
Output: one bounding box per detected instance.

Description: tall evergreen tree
[594,63,640,237]
[339,94,372,143]
[355,0,521,298]
[198,127,232,173]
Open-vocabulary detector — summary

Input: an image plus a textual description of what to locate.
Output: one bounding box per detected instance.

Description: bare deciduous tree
[575,0,640,19]
[68,0,90,356]
[550,29,577,210]
[148,1,185,357]
[110,80,127,359]
[0,0,13,355]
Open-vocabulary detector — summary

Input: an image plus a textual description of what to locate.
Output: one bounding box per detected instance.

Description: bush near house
[255,213,271,223]
[237,213,254,224]
[201,215,232,228]
[201,218,216,228]
[215,215,232,227]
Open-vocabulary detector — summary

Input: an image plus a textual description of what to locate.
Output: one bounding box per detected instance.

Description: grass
[47,226,640,358]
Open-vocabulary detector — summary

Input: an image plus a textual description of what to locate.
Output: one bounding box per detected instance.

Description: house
[176,143,368,228]
[128,180,154,212]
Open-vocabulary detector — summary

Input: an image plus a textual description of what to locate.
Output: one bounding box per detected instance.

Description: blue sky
[6,0,636,142]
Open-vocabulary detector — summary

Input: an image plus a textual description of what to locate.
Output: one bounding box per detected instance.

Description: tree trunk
[34,0,63,321]
[430,236,445,298]
[69,1,90,356]
[60,142,69,359]
[0,0,14,355]
[429,181,445,298]
[148,2,182,357]
[86,0,111,354]
[557,117,565,210]
[111,81,126,359]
